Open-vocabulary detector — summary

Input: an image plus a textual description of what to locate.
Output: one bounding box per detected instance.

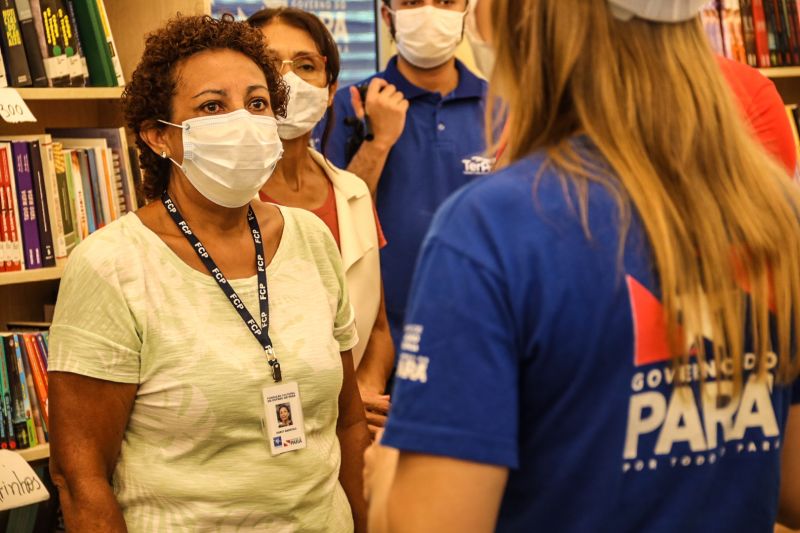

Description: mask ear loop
[156,119,187,169]
[158,119,189,131]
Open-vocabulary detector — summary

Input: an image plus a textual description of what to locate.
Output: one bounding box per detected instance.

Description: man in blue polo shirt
[317,0,489,354]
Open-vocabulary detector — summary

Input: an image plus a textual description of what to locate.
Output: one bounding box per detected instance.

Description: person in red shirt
[717,55,797,175]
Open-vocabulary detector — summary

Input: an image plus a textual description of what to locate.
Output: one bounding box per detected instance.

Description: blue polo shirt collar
[383,55,485,101]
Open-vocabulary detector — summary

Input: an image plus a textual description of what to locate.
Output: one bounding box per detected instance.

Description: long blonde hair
[489,0,800,388]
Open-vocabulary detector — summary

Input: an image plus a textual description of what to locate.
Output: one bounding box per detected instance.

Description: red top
[717,55,797,175]
[494,58,797,176]
[260,180,387,251]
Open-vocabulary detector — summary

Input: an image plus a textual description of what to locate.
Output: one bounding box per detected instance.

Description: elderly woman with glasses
[249,8,395,440]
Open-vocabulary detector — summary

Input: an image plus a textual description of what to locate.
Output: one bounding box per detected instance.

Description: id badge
[262,381,307,456]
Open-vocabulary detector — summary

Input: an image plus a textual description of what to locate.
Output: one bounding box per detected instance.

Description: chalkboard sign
[211,0,380,86]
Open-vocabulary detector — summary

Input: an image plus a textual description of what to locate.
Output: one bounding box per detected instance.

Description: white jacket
[308,149,382,367]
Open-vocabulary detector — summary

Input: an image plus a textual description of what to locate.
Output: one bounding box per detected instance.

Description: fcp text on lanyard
[161,191,282,382]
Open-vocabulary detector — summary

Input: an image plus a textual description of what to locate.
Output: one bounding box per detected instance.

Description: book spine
[0,146,9,272]
[94,0,122,85]
[13,0,47,86]
[20,335,42,443]
[63,0,87,81]
[4,335,26,448]
[784,0,797,63]
[39,137,67,259]
[4,146,23,271]
[53,143,77,252]
[11,141,42,269]
[28,140,56,267]
[100,148,117,220]
[51,0,82,86]
[741,0,759,66]
[68,0,115,86]
[85,149,107,227]
[753,0,774,65]
[786,0,800,63]
[702,2,726,55]
[0,39,7,86]
[13,334,37,447]
[34,332,47,371]
[31,0,69,86]
[0,0,33,86]
[763,0,779,64]
[774,0,794,63]
[726,0,749,62]
[76,150,96,233]
[0,340,8,448]
[0,337,16,449]
[21,334,44,443]
[23,333,47,428]
[67,150,87,239]
[722,0,735,58]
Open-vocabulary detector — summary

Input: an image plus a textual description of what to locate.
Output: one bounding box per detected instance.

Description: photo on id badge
[263,382,306,455]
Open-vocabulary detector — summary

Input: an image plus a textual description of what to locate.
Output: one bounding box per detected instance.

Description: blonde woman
[365,1,800,532]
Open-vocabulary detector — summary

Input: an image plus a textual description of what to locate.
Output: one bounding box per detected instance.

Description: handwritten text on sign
[0,89,37,123]
[0,450,48,510]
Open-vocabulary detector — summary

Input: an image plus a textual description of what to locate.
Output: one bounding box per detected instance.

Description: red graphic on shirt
[627,276,672,367]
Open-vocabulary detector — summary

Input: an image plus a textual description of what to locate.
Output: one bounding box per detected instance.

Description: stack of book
[0,129,140,272]
[0,0,123,88]
[0,329,49,451]
[702,0,800,68]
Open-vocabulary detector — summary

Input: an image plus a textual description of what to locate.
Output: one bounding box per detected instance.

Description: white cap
[608,0,708,22]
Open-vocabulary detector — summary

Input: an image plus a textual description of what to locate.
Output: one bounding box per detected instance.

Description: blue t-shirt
[316,56,489,347]
[382,147,800,533]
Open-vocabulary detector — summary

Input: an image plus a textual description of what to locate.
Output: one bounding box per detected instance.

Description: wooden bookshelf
[0,263,65,287]
[759,67,800,79]
[16,444,50,463]
[15,87,124,100]
[0,0,211,329]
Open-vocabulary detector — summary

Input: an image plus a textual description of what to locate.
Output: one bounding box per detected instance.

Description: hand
[359,386,391,439]
[363,429,399,533]
[350,78,409,150]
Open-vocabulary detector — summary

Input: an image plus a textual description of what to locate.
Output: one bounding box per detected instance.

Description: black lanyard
[161,192,282,382]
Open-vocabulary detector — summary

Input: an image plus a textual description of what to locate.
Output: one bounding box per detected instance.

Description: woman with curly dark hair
[46,14,368,532]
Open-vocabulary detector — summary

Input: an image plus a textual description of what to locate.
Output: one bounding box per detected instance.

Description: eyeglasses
[274,54,328,84]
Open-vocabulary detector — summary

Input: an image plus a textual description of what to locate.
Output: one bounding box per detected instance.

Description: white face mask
[465,0,494,78]
[391,5,466,69]
[277,71,330,140]
[159,109,284,208]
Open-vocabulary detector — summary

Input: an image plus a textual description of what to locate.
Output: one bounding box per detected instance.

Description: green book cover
[67,0,114,86]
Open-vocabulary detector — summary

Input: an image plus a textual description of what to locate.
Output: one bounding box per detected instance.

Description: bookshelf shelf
[759,67,800,79]
[15,87,124,101]
[16,444,50,463]
[0,263,65,287]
